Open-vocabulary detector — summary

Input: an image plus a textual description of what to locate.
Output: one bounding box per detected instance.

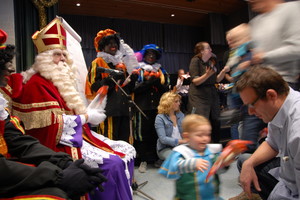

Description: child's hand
[223,65,230,73]
[196,159,209,172]
[235,60,251,71]
[251,51,265,65]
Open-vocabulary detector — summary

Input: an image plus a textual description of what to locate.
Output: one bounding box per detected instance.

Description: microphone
[97,67,124,75]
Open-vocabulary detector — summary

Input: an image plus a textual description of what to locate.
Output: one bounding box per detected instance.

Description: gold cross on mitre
[32,17,67,54]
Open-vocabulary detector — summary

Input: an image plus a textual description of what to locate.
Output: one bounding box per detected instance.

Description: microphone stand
[110,77,147,141]
[110,76,154,200]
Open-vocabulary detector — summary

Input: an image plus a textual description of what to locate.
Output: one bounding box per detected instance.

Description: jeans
[228,92,243,109]
[157,148,172,160]
[231,123,239,139]
[178,92,188,114]
[226,94,241,140]
[241,108,267,153]
[237,154,280,200]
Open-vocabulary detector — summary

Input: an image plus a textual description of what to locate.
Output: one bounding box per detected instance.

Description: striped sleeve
[178,157,197,174]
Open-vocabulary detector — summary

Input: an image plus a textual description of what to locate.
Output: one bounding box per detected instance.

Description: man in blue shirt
[232,66,300,200]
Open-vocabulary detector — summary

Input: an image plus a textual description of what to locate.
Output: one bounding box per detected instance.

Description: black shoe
[132,181,138,190]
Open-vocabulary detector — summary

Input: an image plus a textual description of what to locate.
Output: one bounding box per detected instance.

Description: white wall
[0,0,15,45]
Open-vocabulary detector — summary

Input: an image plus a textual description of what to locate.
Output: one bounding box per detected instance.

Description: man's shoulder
[26,74,49,84]
[281,89,300,122]
[288,89,300,109]
[274,1,300,18]
[281,1,300,8]
[250,2,298,23]
[24,74,56,92]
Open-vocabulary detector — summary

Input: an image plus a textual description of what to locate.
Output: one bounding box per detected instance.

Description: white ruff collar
[139,62,161,72]
[97,51,123,66]
[0,93,9,120]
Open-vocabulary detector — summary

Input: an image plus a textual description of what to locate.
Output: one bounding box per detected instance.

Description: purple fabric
[69,116,83,147]
[128,158,134,185]
[89,155,134,200]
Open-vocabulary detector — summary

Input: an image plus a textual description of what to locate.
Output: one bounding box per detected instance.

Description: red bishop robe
[1,73,124,159]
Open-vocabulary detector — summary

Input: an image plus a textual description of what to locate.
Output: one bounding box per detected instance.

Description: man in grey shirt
[250,0,300,90]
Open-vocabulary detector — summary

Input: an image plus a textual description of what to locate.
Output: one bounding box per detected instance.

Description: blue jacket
[155,112,185,152]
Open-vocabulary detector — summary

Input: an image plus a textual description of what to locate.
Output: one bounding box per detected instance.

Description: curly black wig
[0,44,15,70]
[97,34,120,52]
[144,49,161,60]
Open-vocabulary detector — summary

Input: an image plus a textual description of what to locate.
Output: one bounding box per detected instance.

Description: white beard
[23,50,86,115]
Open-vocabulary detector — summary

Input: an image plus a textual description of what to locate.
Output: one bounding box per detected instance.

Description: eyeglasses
[204,47,212,51]
[247,96,260,108]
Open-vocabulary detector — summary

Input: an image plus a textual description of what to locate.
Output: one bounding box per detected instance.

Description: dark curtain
[209,13,226,45]
[12,2,251,74]
[14,0,58,72]
[61,15,204,74]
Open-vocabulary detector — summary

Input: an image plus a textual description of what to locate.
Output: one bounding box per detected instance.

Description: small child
[158,114,223,200]
[221,23,253,126]
[225,23,253,89]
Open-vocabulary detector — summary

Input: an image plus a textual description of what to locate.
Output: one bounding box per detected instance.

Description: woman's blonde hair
[182,114,210,133]
[226,23,251,48]
[157,91,181,114]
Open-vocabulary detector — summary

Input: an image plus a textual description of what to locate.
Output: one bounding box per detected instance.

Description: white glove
[86,93,107,126]
[87,94,107,111]
[86,109,106,126]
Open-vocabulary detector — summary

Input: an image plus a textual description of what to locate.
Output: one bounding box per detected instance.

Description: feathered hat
[140,44,162,60]
[0,29,15,69]
[94,29,117,52]
[0,29,8,50]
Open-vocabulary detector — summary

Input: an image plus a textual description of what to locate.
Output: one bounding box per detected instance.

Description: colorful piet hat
[94,29,116,52]
[0,29,8,50]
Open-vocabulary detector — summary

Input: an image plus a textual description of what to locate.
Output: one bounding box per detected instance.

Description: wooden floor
[133,160,242,200]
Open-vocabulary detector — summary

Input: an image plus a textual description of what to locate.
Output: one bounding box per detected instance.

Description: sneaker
[138,161,147,173]
[228,191,262,200]
[154,159,163,168]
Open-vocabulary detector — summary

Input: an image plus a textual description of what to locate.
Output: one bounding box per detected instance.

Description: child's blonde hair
[182,114,210,133]
[226,23,251,48]
[157,91,181,114]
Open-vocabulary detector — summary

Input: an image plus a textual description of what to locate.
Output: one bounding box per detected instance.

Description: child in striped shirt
[158,114,223,200]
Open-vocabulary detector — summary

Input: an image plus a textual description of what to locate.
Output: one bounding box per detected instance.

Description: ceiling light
[76,3,81,6]
[171,14,175,17]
